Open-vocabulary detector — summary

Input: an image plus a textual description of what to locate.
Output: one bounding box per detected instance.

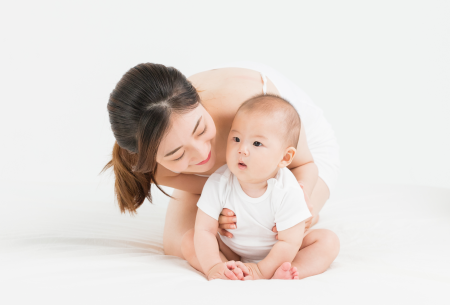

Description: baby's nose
[238,147,248,155]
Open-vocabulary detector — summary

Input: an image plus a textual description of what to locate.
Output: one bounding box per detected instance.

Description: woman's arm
[288,121,319,199]
[155,166,236,237]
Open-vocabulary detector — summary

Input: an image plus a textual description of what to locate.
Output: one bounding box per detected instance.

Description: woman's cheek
[208,123,217,140]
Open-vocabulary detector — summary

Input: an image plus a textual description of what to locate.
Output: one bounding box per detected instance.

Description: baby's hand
[206,261,247,281]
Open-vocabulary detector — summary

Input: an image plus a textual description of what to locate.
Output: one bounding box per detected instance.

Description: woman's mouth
[238,161,247,170]
[196,151,211,165]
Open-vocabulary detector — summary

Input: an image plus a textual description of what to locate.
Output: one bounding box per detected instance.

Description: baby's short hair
[236,93,301,148]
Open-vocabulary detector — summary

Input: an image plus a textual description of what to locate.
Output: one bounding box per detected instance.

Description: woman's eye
[199,125,207,136]
[253,141,263,147]
[174,152,185,161]
[233,137,240,143]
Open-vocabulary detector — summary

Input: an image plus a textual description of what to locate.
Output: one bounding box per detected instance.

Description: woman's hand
[218,208,237,238]
[271,183,314,238]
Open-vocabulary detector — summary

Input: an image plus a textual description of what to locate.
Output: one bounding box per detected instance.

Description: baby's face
[226,111,290,183]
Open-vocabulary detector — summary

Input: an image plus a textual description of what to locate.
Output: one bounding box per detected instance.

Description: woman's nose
[193,142,209,162]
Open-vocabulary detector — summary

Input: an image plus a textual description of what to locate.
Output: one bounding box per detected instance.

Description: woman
[104,61,340,260]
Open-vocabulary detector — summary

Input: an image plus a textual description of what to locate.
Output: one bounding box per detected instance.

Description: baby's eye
[233,137,240,143]
[253,141,263,147]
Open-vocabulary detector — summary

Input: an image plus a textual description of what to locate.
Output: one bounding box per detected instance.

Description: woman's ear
[278,147,297,168]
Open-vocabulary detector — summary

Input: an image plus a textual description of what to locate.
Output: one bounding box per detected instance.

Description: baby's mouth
[238,161,247,170]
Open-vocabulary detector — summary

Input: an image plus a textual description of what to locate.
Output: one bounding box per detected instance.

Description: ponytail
[102,142,171,214]
[104,63,199,214]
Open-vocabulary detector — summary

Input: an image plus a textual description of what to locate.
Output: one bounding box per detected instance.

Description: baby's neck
[238,179,269,198]
[237,168,279,198]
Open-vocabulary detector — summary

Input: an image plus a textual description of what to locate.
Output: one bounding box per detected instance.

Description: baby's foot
[271,262,299,280]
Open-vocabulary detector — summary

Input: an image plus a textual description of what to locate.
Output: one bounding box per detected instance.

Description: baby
[181,94,339,280]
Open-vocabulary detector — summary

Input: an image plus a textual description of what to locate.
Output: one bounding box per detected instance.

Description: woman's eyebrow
[164,145,182,157]
[191,116,202,135]
[164,116,202,158]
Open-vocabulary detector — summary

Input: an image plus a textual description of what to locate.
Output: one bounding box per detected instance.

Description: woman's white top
[197,164,311,263]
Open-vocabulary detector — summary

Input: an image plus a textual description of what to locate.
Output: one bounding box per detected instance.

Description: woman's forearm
[290,161,319,199]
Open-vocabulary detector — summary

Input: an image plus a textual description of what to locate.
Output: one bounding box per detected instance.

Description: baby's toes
[290,267,299,279]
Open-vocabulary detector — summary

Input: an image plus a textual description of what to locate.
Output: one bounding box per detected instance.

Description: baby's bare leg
[181,228,240,274]
[291,229,340,279]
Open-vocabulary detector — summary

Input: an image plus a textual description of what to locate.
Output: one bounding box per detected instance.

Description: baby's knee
[181,228,196,259]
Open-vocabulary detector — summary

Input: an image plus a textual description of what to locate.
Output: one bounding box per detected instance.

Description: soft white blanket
[1,182,449,305]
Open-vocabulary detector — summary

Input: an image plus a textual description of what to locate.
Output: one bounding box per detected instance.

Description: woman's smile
[196,151,211,165]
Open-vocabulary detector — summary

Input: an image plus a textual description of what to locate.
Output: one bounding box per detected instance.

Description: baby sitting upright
[181,93,340,280]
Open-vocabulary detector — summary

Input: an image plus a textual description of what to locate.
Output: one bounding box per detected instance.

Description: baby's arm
[254,221,305,279]
[193,209,224,275]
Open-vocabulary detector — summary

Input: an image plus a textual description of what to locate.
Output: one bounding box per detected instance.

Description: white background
[1,0,449,194]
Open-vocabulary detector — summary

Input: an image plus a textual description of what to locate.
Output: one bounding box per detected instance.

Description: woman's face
[156,104,216,173]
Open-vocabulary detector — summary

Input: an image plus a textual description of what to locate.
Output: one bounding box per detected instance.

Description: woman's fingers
[219,223,236,229]
[218,209,237,234]
[272,225,278,239]
[218,228,233,238]
[221,208,236,217]
[218,215,237,225]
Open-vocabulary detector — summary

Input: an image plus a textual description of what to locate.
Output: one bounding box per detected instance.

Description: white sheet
[1,182,449,305]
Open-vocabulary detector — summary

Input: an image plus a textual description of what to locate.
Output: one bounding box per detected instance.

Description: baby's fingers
[226,260,243,280]
[232,267,244,280]
[235,261,250,277]
[224,269,238,280]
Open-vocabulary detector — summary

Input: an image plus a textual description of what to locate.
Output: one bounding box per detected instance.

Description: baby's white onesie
[197,165,311,263]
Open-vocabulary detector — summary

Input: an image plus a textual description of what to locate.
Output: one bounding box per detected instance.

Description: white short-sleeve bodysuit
[197,165,312,263]
[188,61,340,194]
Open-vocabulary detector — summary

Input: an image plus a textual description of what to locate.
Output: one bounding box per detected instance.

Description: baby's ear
[278,147,296,168]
